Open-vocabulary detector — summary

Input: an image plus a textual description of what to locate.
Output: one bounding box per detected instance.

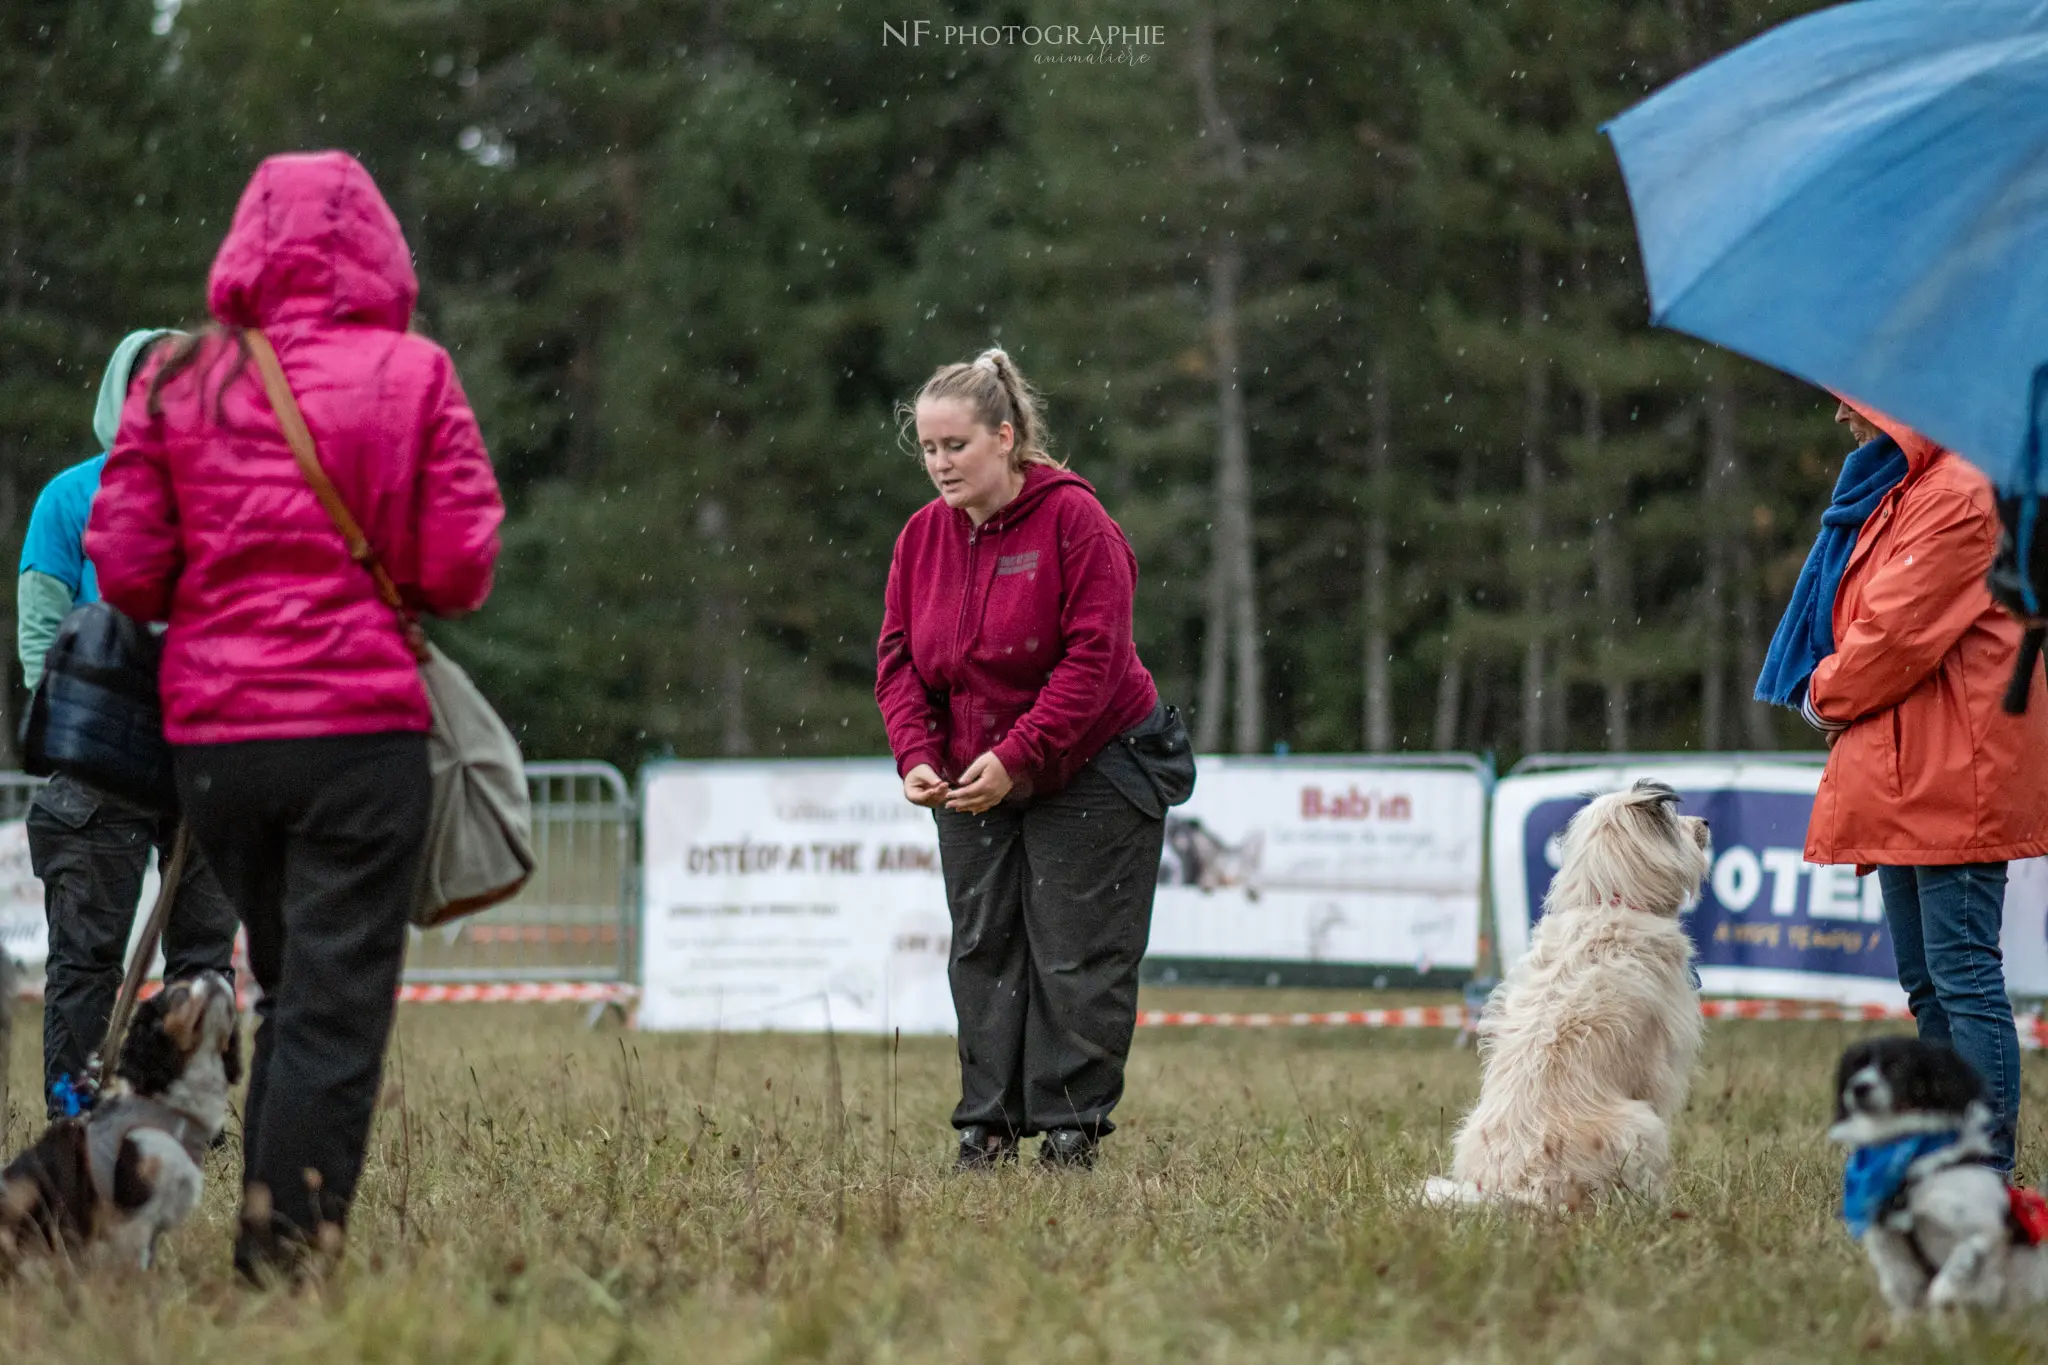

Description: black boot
[1038,1127,1098,1170]
[954,1124,1019,1171]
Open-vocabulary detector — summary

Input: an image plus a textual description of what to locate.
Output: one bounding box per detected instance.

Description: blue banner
[1520,786,1894,981]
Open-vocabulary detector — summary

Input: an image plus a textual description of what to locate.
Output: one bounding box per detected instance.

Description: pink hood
[208,151,419,332]
[87,151,503,745]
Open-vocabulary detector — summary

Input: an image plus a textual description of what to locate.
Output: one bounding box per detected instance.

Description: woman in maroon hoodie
[877,349,1191,1170]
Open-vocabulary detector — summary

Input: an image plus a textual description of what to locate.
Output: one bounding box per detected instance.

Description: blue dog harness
[1841,1131,1963,1239]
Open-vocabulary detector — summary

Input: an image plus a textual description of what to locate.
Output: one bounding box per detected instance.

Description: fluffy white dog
[1426,781,1709,1211]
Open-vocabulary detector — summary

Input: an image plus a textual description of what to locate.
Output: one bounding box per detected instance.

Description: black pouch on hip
[1094,701,1197,819]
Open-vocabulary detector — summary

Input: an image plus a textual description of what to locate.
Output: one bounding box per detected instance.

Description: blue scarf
[1841,1130,1959,1239]
[1755,435,1910,707]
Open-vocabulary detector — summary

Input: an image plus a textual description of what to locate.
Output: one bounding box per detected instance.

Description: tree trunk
[697,498,749,756]
[1431,650,1462,751]
[1193,3,1260,754]
[1735,509,1776,750]
[0,469,15,767]
[4,110,30,316]
[1,104,29,768]
[1196,542,1228,753]
[1700,374,1735,750]
[1363,353,1393,753]
[1586,384,1630,751]
[1518,242,1550,756]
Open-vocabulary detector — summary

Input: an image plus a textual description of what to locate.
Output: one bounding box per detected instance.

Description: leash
[92,825,191,1096]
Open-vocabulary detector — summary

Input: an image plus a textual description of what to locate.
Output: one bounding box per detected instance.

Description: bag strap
[245,329,426,656]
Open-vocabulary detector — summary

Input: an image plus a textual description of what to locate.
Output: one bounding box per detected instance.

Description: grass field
[0,989,2044,1363]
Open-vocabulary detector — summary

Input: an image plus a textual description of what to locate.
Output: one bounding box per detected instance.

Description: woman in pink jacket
[877,349,1191,1172]
[87,152,503,1278]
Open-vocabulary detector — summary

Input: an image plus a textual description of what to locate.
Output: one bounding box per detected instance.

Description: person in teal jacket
[17,328,238,1117]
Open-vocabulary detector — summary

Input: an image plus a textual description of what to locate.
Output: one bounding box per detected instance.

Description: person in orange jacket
[1766,395,2048,1172]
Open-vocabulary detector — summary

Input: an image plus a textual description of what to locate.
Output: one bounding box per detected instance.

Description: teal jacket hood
[92,328,184,451]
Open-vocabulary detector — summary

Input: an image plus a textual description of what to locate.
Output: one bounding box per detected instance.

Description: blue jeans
[1878,863,2019,1172]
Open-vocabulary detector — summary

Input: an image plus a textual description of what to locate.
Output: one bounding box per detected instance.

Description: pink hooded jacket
[86,151,504,744]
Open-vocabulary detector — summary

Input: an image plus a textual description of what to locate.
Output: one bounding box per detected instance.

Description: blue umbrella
[1605,0,2048,494]
[1605,0,2048,705]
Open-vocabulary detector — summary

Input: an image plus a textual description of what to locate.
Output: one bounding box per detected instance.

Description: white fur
[103,1130,203,1270]
[1430,785,1709,1211]
[1862,1162,2048,1317]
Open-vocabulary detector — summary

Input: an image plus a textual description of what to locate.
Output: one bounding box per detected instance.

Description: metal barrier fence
[0,763,637,986]
[405,761,636,984]
[0,773,45,824]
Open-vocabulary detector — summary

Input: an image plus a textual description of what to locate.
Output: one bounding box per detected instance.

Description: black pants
[173,733,429,1243]
[26,774,239,1116]
[935,759,1164,1137]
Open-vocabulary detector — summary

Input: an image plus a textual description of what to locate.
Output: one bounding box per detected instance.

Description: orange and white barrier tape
[1134,1000,2048,1049]
[23,979,2048,1047]
[1136,1007,1464,1029]
[1699,999,1910,1023]
[396,982,634,1004]
[1134,1001,1920,1029]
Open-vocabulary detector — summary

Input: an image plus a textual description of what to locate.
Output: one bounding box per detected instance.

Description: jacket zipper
[951,522,979,768]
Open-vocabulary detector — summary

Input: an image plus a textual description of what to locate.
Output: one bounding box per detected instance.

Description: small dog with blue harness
[1832,1036,2048,1316]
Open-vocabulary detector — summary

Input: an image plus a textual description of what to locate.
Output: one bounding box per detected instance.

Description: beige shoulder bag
[246,329,535,926]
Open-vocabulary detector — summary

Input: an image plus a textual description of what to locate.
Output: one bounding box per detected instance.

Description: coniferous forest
[1,0,1852,772]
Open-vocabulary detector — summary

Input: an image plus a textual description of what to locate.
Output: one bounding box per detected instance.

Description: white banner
[638,757,1491,1033]
[1148,758,1487,979]
[1492,760,2048,1006]
[0,820,47,969]
[639,761,956,1033]
[0,817,164,975]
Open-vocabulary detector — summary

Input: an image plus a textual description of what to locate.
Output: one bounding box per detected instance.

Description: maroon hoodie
[876,464,1159,800]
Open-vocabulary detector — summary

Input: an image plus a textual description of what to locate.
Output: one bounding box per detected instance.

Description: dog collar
[1841,1130,1963,1239]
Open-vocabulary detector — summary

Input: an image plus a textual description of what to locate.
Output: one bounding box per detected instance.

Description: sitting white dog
[1426,780,1709,1210]
[1831,1036,2048,1316]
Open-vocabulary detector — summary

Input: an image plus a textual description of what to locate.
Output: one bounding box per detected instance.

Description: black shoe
[234,1209,314,1289]
[1038,1127,1098,1170]
[954,1124,1019,1171]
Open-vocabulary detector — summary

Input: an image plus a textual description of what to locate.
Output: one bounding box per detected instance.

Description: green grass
[0,990,2045,1362]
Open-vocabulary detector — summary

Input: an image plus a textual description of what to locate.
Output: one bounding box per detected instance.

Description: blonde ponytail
[903,346,1063,470]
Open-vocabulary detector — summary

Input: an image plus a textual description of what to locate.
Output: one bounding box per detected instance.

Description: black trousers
[935,759,1164,1137]
[173,733,429,1241]
[26,773,239,1116]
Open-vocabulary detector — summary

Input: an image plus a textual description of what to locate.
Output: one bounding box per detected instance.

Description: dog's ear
[115,993,189,1097]
[1891,1039,1986,1115]
[1629,780,1681,811]
[222,1013,244,1087]
[157,981,208,1054]
[1832,1040,1878,1120]
[1623,782,1684,841]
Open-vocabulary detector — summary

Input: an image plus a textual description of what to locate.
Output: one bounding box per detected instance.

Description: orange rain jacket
[1804,401,2048,867]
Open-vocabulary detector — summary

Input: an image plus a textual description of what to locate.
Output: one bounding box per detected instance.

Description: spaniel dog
[1832,1036,2048,1316]
[0,972,240,1268]
[1426,781,1709,1210]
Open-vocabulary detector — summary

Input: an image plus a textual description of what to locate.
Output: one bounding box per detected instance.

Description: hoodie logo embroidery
[996,550,1039,577]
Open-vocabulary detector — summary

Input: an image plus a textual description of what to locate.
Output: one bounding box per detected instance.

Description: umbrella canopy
[1605,0,2048,492]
